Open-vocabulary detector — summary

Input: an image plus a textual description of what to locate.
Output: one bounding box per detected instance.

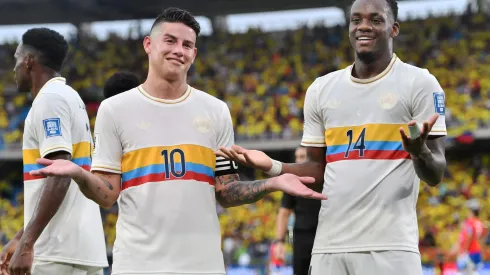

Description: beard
[356,50,377,64]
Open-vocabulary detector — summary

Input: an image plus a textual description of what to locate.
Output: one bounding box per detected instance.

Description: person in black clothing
[272,146,321,275]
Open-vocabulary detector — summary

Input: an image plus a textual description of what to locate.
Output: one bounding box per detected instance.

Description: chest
[116,101,219,153]
[319,81,414,128]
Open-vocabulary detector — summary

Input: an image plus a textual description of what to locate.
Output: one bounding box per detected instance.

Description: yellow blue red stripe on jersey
[325,124,410,163]
[121,144,216,191]
[23,141,92,181]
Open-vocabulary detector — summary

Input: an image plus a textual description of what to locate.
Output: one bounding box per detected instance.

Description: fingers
[35,158,53,166]
[399,127,410,145]
[218,147,237,160]
[29,169,44,176]
[298,177,315,184]
[214,150,227,158]
[421,121,430,139]
[231,145,246,154]
[308,191,328,200]
[428,113,439,128]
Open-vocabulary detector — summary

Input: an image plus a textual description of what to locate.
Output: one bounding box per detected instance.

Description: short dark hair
[151,7,201,36]
[351,0,398,21]
[385,0,398,21]
[103,71,140,99]
[22,28,68,71]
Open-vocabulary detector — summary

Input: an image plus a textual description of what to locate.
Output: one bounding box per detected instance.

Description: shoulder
[309,67,351,94]
[192,87,230,113]
[396,59,439,87]
[100,87,139,110]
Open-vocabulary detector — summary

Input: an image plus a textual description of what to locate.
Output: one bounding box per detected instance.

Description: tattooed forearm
[215,174,271,207]
[72,169,121,208]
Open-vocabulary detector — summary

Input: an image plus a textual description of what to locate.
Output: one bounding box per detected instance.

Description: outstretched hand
[215,145,273,172]
[269,174,327,200]
[399,114,439,156]
[28,158,81,178]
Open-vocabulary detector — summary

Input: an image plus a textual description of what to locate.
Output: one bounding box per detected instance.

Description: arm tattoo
[102,179,114,190]
[215,174,270,207]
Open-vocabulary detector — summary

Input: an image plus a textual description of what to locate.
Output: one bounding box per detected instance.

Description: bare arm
[215,174,271,208]
[411,137,446,186]
[275,208,293,242]
[73,169,121,208]
[19,151,72,250]
[280,147,326,189]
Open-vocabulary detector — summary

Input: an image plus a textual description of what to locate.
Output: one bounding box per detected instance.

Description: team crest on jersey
[43,118,62,138]
[193,116,211,133]
[378,92,398,110]
[433,92,445,115]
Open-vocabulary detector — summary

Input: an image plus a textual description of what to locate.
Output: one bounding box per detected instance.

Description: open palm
[29,158,80,178]
[216,145,272,171]
[271,174,326,200]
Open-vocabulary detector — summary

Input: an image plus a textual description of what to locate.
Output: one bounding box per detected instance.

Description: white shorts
[309,251,422,275]
[31,260,104,275]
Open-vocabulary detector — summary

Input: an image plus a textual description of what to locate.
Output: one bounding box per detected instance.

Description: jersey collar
[137,84,192,104]
[350,54,398,84]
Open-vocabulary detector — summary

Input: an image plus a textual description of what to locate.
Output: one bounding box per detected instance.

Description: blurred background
[1,0,490,274]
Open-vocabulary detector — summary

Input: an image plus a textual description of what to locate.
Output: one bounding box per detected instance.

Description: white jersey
[91,85,235,274]
[301,54,447,254]
[22,77,108,267]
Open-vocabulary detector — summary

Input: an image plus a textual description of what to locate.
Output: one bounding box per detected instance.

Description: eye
[372,19,382,24]
[351,18,361,24]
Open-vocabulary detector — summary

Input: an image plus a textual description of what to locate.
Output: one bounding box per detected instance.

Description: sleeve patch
[215,156,238,176]
[43,118,62,138]
[433,93,445,115]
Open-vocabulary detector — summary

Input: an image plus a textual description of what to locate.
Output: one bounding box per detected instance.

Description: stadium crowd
[0,7,490,268]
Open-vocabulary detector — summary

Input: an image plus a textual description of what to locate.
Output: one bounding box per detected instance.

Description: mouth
[355,36,376,47]
[166,58,184,65]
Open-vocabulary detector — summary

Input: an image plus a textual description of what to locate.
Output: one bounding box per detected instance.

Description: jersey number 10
[344,128,366,158]
[161,149,186,179]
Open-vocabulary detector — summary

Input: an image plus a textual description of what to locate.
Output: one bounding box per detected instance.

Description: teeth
[358,37,372,40]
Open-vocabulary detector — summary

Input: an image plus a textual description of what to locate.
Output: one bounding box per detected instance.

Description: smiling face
[348,0,399,63]
[143,21,197,81]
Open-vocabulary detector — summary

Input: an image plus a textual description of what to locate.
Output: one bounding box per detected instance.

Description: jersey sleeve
[412,70,447,137]
[301,79,326,147]
[91,101,123,174]
[215,102,238,177]
[32,93,73,158]
[280,192,295,210]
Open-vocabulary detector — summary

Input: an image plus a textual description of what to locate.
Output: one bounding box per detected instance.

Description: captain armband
[215,156,239,176]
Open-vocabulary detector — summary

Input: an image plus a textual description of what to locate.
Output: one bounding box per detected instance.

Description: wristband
[408,124,421,139]
[265,159,282,176]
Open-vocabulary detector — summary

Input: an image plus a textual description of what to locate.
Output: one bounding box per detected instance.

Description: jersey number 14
[344,128,366,158]
[161,149,186,179]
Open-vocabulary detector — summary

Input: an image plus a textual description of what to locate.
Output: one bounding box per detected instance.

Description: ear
[191,47,197,64]
[24,54,34,71]
[391,21,400,38]
[143,36,151,55]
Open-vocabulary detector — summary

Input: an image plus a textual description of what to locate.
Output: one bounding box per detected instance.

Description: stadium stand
[1,5,490,274]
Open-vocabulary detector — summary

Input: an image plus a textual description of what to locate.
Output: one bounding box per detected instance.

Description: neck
[142,69,188,100]
[31,70,60,98]
[353,51,393,79]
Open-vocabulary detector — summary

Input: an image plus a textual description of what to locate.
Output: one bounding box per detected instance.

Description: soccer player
[272,146,320,275]
[0,28,108,275]
[103,71,140,99]
[216,0,447,274]
[28,8,326,275]
[453,205,484,275]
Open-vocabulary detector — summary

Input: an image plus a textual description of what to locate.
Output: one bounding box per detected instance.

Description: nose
[357,19,373,32]
[171,43,184,57]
